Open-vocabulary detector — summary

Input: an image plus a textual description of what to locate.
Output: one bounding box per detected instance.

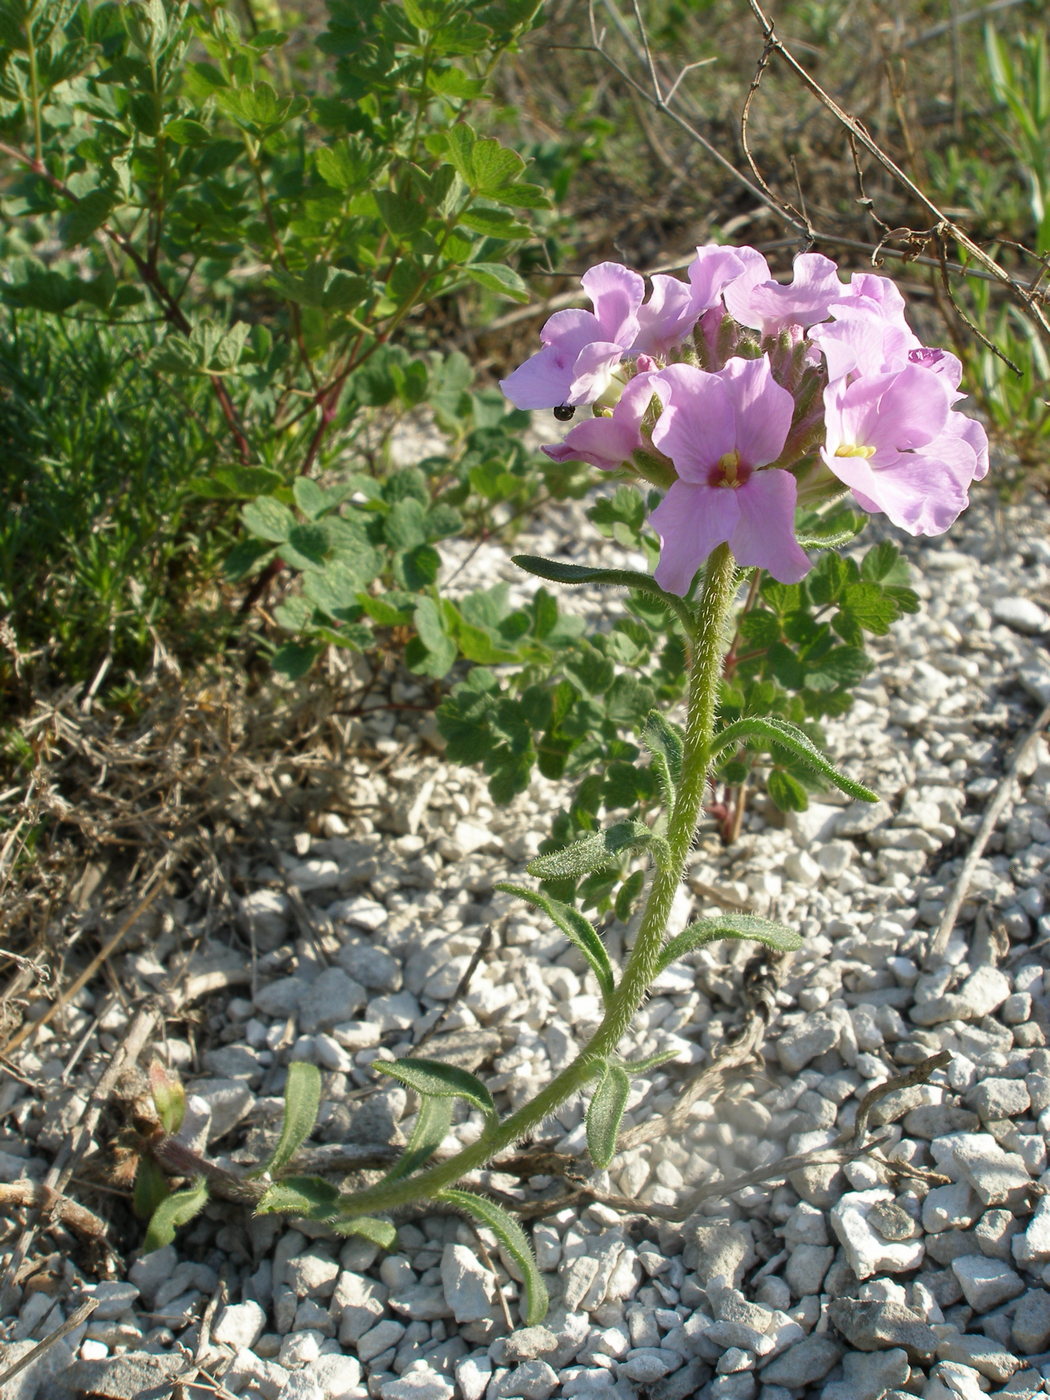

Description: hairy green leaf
[381,1094,454,1185]
[585,1061,631,1169]
[527,821,666,879]
[143,1178,209,1252]
[375,1058,497,1120]
[255,1175,341,1218]
[496,883,614,999]
[658,913,802,972]
[710,716,878,802]
[440,1188,548,1325]
[255,1062,322,1178]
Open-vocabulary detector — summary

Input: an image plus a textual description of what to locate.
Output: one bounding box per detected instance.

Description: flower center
[710,449,750,488]
[834,444,877,459]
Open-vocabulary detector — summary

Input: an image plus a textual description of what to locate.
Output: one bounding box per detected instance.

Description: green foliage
[439,1187,548,1326]
[253,1061,323,1178]
[585,1061,631,1169]
[0,310,233,709]
[714,540,918,815]
[0,0,565,706]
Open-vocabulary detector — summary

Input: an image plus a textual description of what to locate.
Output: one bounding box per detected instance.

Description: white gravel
[2,481,1049,1400]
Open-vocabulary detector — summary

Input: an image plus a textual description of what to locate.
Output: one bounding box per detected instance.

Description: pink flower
[647,358,812,591]
[822,364,984,534]
[723,251,844,337]
[500,262,644,410]
[542,372,658,472]
[811,273,963,389]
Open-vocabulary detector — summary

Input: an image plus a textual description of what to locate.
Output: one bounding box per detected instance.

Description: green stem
[329,545,739,1218]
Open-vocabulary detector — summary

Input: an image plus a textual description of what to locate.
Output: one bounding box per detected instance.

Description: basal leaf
[375,1057,496,1121]
[658,913,802,972]
[329,1215,398,1246]
[255,1175,341,1218]
[710,715,878,802]
[585,1062,631,1169]
[256,1061,322,1177]
[143,1178,209,1253]
[496,883,614,1000]
[439,1188,548,1325]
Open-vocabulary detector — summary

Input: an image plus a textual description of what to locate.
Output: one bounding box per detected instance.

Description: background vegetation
[1,0,1047,927]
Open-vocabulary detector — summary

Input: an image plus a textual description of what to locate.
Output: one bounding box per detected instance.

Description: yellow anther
[834,444,877,459]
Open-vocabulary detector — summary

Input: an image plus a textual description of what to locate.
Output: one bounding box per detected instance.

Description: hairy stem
[328,546,738,1218]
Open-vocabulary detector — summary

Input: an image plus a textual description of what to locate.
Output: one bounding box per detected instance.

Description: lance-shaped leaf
[710,716,878,803]
[642,711,685,807]
[143,1178,209,1253]
[527,821,668,880]
[329,1215,398,1247]
[376,1058,496,1122]
[511,556,694,635]
[381,1094,454,1185]
[658,913,802,973]
[586,1062,631,1170]
[615,1046,683,1075]
[440,1188,548,1325]
[496,883,614,1001]
[253,1062,322,1178]
[256,1175,341,1219]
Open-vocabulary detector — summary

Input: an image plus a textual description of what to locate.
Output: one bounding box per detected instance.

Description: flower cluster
[500,247,989,593]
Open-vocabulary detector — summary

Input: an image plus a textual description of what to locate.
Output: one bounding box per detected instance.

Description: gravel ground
[1,481,1049,1400]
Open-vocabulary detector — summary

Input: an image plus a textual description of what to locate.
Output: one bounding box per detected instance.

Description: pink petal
[632,275,697,357]
[720,356,794,468]
[500,343,581,409]
[730,470,812,582]
[687,244,750,312]
[651,481,740,595]
[726,252,842,335]
[580,262,645,344]
[543,374,657,471]
[650,365,736,482]
[566,340,630,405]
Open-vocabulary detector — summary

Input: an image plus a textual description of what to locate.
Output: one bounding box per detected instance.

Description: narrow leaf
[496,883,614,1000]
[526,821,664,880]
[586,1062,631,1169]
[255,1175,341,1218]
[143,1178,209,1252]
[710,716,878,803]
[511,556,694,634]
[256,1062,322,1178]
[616,1046,683,1075]
[658,913,802,973]
[440,1188,548,1325]
[375,1058,496,1120]
[381,1095,454,1184]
